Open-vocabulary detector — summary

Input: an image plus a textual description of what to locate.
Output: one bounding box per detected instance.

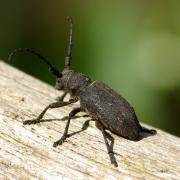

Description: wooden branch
[0,60,179,179]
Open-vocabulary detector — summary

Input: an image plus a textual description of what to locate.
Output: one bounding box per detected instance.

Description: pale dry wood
[0,60,180,180]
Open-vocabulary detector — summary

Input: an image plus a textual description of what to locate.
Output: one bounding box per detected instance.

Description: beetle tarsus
[53,136,67,147]
[109,152,118,167]
[141,126,157,135]
[23,119,40,125]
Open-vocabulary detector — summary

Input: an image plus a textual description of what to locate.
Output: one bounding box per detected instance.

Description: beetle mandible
[9,16,156,167]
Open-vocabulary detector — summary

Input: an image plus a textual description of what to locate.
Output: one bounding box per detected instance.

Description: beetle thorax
[56,70,92,95]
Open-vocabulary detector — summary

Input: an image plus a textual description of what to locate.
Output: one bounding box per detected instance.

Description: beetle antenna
[64,16,73,69]
[8,48,62,77]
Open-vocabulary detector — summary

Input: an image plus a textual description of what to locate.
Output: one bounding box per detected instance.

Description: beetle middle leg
[96,121,118,167]
[23,101,72,125]
[67,119,95,137]
[53,107,81,147]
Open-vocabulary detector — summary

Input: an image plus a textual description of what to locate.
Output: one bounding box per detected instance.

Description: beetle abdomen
[80,81,141,140]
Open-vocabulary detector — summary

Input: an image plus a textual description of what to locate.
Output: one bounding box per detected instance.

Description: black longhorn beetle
[9,16,156,167]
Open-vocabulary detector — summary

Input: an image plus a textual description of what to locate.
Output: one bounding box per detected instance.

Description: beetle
[9,16,156,167]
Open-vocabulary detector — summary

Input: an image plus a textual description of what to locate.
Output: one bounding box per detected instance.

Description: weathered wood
[0,60,179,180]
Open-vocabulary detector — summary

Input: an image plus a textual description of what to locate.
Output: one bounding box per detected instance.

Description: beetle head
[55,69,91,96]
[55,69,72,90]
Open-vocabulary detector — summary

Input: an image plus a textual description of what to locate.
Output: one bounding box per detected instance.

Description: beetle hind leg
[95,121,118,167]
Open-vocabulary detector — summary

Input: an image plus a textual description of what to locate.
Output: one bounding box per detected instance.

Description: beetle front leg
[53,107,81,147]
[23,101,72,125]
[55,91,68,102]
[96,121,118,167]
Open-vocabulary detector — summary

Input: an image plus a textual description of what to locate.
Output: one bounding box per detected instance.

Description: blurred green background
[0,1,180,136]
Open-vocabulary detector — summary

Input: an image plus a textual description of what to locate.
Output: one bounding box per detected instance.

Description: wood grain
[0,61,179,179]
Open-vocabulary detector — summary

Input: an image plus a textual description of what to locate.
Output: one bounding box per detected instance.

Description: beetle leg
[141,126,157,135]
[53,107,81,147]
[23,101,72,125]
[55,91,68,102]
[96,121,118,167]
[55,119,95,141]
[81,119,95,130]
[66,119,95,138]
[103,131,118,167]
